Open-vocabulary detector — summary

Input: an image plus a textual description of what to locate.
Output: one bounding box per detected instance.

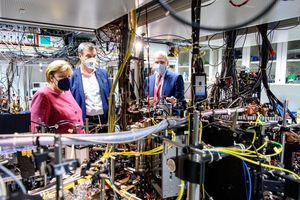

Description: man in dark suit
[70,42,111,132]
[145,51,185,107]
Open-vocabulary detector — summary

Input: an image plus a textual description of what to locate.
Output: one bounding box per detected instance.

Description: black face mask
[55,77,70,91]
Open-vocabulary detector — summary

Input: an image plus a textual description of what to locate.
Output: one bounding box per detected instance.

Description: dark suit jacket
[145,70,185,102]
[70,67,111,123]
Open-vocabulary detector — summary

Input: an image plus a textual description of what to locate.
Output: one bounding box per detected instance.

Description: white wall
[0,59,48,111]
[260,84,300,112]
[145,43,169,61]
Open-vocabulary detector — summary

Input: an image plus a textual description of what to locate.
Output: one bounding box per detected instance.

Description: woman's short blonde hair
[45,60,73,82]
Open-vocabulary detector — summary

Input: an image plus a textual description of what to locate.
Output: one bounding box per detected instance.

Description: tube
[0,118,187,147]
[202,108,245,117]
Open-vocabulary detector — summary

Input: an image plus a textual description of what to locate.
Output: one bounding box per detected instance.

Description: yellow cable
[151,118,157,125]
[255,112,260,126]
[215,141,282,158]
[105,179,122,196]
[106,179,139,200]
[202,184,205,200]
[176,180,185,200]
[255,141,268,152]
[199,120,203,144]
[108,10,136,133]
[246,130,256,150]
[221,148,265,157]
[207,148,300,180]
[103,10,137,161]
[188,113,191,145]
[105,145,164,157]
[169,130,176,141]
[42,176,92,199]
[222,140,281,158]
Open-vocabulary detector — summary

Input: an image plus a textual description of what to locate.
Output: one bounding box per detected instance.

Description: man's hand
[166,96,177,106]
[286,131,299,143]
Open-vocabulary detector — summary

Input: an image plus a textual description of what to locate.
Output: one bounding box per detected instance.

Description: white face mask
[84,58,97,70]
[155,64,167,75]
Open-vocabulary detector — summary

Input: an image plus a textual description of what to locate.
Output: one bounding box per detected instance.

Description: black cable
[157,0,278,32]
[257,24,296,122]
[207,33,226,50]
[147,34,190,41]
[275,19,300,30]
[201,0,217,7]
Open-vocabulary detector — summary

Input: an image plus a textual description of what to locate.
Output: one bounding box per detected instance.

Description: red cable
[229,0,250,7]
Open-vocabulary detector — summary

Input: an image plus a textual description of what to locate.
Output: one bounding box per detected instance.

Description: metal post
[54,134,64,200]
[100,176,105,200]
[138,139,146,171]
[188,110,201,200]
[39,120,47,187]
[135,143,140,172]
[280,99,288,165]
[39,148,47,186]
[85,118,89,133]
[192,111,200,146]
[135,139,146,172]
[110,154,115,182]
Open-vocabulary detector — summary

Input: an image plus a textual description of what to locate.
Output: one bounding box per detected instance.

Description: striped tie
[154,74,162,101]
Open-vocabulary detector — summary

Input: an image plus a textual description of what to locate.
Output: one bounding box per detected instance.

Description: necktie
[154,74,162,101]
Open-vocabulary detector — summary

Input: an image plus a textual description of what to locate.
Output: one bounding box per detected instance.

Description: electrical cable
[0,164,26,194]
[107,10,136,133]
[207,145,300,180]
[201,184,205,199]
[158,0,278,31]
[242,160,252,200]
[176,180,185,200]
[207,33,226,50]
[41,175,92,199]
[201,0,217,7]
[242,160,249,200]
[147,34,190,41]
[275,17,300,30]
[199,120,203,144]
[107,161,120,200]
[0,174,7,198]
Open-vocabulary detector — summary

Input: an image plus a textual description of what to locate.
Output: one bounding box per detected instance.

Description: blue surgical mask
[155,64,167,75]
[56,77,70,91]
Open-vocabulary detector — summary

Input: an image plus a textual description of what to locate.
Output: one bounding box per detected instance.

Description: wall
[145,43,169,60]
[260,84,300,112]
[0,59,48,111]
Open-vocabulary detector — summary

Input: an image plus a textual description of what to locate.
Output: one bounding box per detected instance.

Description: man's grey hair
[154,51,168,61]
[78,42,97,55]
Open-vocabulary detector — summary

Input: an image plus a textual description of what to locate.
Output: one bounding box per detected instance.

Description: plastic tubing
[0,118,186,147]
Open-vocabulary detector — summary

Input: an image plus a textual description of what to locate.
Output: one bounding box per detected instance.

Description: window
[286,40,300,84]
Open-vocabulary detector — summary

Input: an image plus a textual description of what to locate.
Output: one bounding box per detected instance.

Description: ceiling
[1,0,300,39]
[0,0,151,31]
[138,0,300,39]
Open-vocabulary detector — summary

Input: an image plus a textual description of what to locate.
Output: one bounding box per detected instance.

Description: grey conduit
[0,108,246,148]
[0,118,186,147]
[202,108,245,117]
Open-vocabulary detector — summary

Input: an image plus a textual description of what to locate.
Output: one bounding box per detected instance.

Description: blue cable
[242,161,249,200]
[107,160,120,200]
[243,161,252,200]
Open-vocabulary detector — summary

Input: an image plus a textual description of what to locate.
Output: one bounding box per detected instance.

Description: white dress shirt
[82,73,104,116]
